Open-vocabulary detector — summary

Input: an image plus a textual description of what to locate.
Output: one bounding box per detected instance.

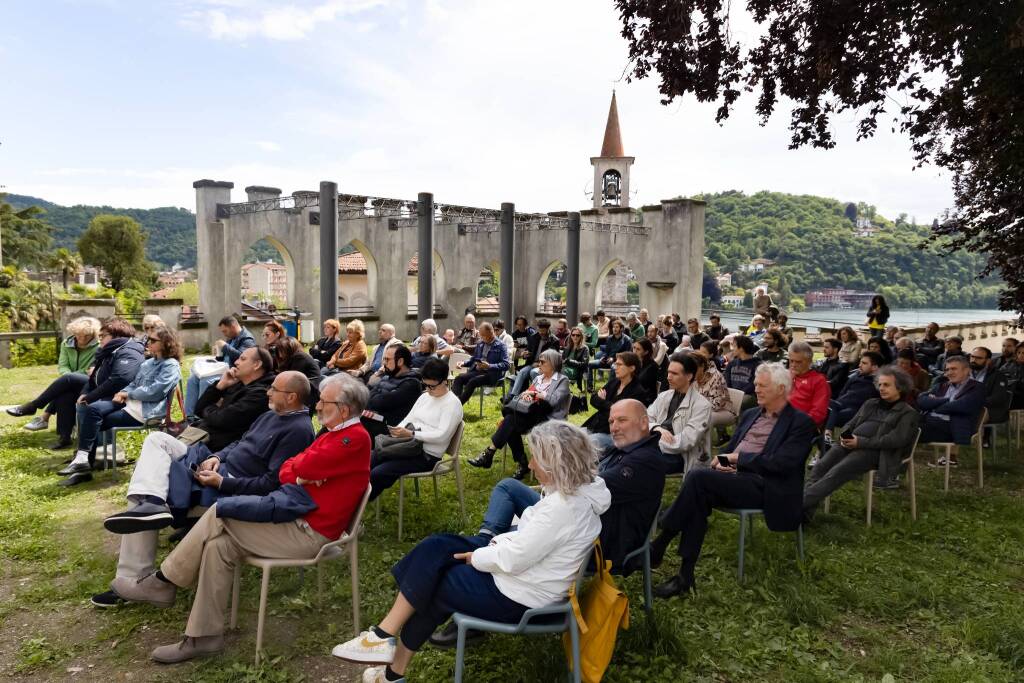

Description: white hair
[755,362,792,395]
[319,372,368,413]
[788,341,814,358]
[527,420,598,496]
[420,318,438,334]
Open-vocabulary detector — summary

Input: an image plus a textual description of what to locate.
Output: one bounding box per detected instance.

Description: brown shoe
[110,572,176,608]
[151,635,224,664]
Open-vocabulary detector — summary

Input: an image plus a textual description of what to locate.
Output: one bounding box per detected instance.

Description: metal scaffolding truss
[217,193,319,218]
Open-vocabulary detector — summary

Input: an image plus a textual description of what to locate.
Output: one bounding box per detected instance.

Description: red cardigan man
[787,342,831,427]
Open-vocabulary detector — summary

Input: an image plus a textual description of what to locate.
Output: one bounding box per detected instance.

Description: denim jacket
[125,357,181,421]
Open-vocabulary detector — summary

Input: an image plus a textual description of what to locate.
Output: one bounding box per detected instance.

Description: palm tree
[0,290,39,330]
[49,248,82,291]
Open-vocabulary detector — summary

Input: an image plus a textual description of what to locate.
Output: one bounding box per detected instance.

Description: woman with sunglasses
[561,327,590,389]
[59,325,181,486]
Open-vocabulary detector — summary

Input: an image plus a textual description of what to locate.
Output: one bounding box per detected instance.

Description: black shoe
[91,590,125,608]
[57,462,92,476]
[511,463,529,481]
[653,574,696,600]
[104,502,174,534]
[58,472,93,487]
[5,404,36,417]
[428,621,486,649]
[49,438,73,451]
[649,537,669,570]
[468,448,496,469]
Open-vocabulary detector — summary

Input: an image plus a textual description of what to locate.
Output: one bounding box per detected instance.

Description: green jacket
[58,335,99,375]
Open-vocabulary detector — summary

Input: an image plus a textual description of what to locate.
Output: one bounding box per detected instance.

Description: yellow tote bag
[563,541,630,683]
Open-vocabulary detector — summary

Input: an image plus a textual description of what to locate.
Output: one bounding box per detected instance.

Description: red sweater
[278,423,371,540]
[789,370,830,427]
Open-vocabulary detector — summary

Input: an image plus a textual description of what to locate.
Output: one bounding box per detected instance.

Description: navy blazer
[917,378,986,444]
[462,339,510,378]
[215,483,317,523]
[727,403,817,531]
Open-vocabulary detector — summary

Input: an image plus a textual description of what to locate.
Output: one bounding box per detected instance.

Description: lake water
[708,308,1016,333]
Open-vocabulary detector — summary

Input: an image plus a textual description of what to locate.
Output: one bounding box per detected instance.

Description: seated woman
[896,348,931,399]
[410,334,438,370]
[332,420,610,683]
[309,319,343,368]
[261,320,287,360]
[561,327,590,389]
[60,325,180,486]
[468,349,570,480]
[632,337,659,403]
[582,351,647,454]
[689,350,735,427]
[137,315,165,348]
[325,319,368,375]
[7,316,100,449]
[275,337,322,406]
[866,335,894,365]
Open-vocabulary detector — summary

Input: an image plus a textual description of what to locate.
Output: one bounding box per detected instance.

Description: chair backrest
[727,388,744,416]
[449,352,471,375]
[901,427,922,465]
[346,483,373,537]
[446,421,465,459]
[975,407,989,436]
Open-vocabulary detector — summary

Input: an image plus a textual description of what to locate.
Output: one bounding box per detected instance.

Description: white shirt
[401,389,463,457]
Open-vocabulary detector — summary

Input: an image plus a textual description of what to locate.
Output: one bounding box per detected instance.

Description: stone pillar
[500,202,515,324]
[566,212,581,325]
[194,179,234,345]
[417,192,434,320]
[319,181,339,326]
[244,186,281,202]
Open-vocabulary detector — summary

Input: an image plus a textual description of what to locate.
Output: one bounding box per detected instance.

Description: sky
[0,0,953,223]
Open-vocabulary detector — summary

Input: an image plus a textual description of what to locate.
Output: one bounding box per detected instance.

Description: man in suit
[920,355,986,466]
[450,322,510,404]
[649,362,817,599]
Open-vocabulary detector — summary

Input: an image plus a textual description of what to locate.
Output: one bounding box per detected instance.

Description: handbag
[569,391,588,415]
[564,541,629,683]
[162,385,189,437]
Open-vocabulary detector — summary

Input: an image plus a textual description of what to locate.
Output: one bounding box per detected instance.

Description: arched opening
[406,250,446,316]
[476,261,500,315]
[239,237,295,314]
[601,169,623,207]
[594,259,638,318]
[536,260,567,315]
[337,239,378,317]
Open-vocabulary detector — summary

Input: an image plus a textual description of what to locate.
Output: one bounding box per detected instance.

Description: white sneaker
[23,416,49,432]
[332,629,396,664]
[362,666,404,683]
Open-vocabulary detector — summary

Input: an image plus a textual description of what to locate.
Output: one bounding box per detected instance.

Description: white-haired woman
[326,319,367,374]
[6,316,101,448]
[333,420,610,683]
[469,349,570,480]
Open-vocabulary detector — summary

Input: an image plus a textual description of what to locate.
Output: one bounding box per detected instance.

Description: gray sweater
[843,398,920,480]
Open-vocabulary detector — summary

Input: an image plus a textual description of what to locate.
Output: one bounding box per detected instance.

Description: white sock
[71,450,90,466]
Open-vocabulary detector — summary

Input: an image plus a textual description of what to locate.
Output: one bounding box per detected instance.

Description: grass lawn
[1,359,1023,682]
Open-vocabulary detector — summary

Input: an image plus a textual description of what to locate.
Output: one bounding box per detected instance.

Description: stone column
[194,179,234,345]
[319,181,339,326]
[500,202,515,324]
[244,186,281,202]
[417,192,434,320]
[566,212,581,325]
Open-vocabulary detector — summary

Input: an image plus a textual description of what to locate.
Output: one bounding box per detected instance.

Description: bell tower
[590,91,635,209]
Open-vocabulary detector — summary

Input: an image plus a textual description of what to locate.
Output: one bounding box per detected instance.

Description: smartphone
[188,462,200,478]
[841,430,854,440]
[717,455,731,467]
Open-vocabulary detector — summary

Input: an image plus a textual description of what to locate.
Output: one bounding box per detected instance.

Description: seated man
[190,347,277,452]
[367,358,463,501]
[586,319,633,391]
[112,373,371,664]
[361,344,422,439]
[650,363,816,598]
[508,318,562,397]
[453,313,481,353]
[825,351,883,430]
[933,335,965,375]
[803,366,919,514]
[646,353,712,474]
[815,338,849,397]
[185,315,256,417]
[724,335,762,411]
[788,342,830,428]
[969,346,1011,432]
[451,322,510,404]
[358,324,402,384]
[91,371,315,608]
[919,355,986,465]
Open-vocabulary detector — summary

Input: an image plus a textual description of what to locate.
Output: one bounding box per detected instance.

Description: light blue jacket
[125,357,181,421]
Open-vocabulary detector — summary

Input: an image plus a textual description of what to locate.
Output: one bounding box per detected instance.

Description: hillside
[700,190,1001,308]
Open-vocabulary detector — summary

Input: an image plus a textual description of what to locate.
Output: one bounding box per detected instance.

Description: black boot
[653,567,696,600]
[512,461,529,481]
[649,530,673,570]
[468,447,496,469]
[5,404,36,417]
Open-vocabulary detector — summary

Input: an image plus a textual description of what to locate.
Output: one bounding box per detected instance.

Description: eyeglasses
[268,386,295,394]
[146,337,160,344]
[422,380,443,390]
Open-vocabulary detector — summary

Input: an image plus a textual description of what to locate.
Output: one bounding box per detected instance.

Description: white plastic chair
[448,352,472,378]
[228,484,372,665]
[924,408,988,491]
[824,428,922,525]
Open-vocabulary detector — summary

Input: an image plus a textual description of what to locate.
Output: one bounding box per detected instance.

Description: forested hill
[700,190,1000,308]
[6,194,196,269]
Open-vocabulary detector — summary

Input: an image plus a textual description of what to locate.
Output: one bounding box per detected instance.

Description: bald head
[269,370,310,413]
[609,399,650,449]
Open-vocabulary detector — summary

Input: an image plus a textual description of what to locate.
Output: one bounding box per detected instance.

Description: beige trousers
[160,505,327,637]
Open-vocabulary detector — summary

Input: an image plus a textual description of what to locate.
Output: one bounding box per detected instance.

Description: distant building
[721,295,744,308]
[157,270,189,288]
[716,272,733,288]
[241,261,288,302]
[739,258,776,274]
[804,288,876,310]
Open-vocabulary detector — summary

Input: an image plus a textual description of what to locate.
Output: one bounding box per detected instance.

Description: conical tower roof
[600,91,625,157]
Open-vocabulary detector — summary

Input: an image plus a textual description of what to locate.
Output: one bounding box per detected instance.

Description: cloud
[254,140,281,152]
[182,0,388,41]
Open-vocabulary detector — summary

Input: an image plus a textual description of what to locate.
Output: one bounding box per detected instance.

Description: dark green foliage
[0,196,54,268]
[703,191,1002,308]
[77,215,155,291]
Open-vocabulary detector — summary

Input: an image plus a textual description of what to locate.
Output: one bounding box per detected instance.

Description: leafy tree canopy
[77,215,155,291]
[615,0,1023,315]
[0,195,53,268]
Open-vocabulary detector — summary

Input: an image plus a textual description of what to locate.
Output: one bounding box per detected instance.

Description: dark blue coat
[597,434,665,575]
[215,484,317,523]
[461,339,510,380]
[729,403,817,531]
[81,337,145,403]
[833,371,880,420]
[917,378,986,444]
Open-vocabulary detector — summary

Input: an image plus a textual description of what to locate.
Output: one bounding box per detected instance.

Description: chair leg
[943,445,951,492]
[432,474,439,502]
[229,565,241,629]
[479,388,484,418]
[317,563,324,608]
[455,464,466,526]
[374,498,381,531]
[454,624,467,683]
[909,459,917,521]
[642,547,653,614]
[350,540,361,634]
[398,478,405,541]
[568,614,582,683]
[796,524,805,561]
[823,496,831,513]
[865,470,874,527]
[111,430,118,477]
[736,513,747,582]
[977,435,984,488]
[255,567,271,666]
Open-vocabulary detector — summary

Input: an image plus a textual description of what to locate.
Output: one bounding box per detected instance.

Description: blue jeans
[508,366,539,397]
[480,478,541,536]
[185,373,220,417]
[76,400,143,464]
[391,533,528,651]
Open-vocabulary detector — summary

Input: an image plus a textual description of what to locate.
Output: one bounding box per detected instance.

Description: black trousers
[490,411,549,466]
[368,434,439,502]
[29,373,88,440]
[661,468,766,568]
[451,370,498,404]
